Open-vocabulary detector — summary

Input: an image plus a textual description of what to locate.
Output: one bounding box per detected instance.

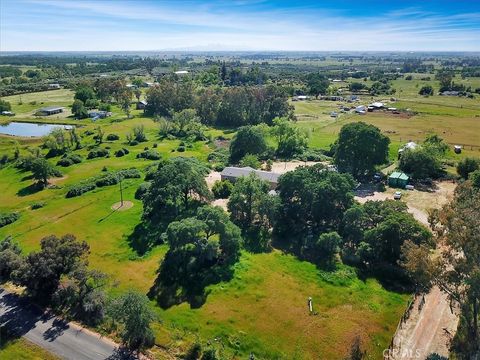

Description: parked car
[393,191,402,200]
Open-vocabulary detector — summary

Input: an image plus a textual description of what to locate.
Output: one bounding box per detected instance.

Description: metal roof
[221,167,281,183]
[39,106,64,112]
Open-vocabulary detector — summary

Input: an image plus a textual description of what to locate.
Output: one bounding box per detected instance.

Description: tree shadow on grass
[355,263,414,294]
[148,251,235,309]
[126,222,164,256]
[20,174,34,182]
[17,182,43,197]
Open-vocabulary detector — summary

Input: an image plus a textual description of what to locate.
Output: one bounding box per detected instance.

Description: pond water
[0,122,73,137]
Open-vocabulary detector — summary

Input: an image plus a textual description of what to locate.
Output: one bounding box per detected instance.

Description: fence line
[384,293,419,360]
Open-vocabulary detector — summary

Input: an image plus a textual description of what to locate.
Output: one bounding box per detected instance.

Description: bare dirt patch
[111,201,134,211]
[205,171,221,188]
[270,160,325,174]
[211,198,228,211]
[48,175,69,186]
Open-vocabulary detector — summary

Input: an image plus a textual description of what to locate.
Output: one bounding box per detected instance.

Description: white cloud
[1,0,479,51]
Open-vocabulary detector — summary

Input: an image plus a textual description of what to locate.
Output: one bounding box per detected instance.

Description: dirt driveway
[358,181,459,359]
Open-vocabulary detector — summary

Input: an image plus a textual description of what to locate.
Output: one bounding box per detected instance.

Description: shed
[36,106,64,116]
[388,172,409,188]
[136,100,147,110]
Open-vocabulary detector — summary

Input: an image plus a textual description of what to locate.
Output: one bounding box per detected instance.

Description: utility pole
[118,174,124,207]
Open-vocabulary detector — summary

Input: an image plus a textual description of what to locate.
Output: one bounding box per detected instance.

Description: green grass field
[0,329,59,360]
[293,76,480,160]
[0,82,478,358]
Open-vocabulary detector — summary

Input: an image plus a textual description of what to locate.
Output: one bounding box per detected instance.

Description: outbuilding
[35,106,64,116]
[388,172,410,188]
[136,100,147,110]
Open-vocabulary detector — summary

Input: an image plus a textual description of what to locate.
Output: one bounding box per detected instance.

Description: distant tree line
[145,79,295,127]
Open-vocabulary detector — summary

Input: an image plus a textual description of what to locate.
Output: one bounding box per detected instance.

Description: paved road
[0,288,131,360]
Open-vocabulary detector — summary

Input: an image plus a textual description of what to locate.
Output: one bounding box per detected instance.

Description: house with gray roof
[220,167,281,189]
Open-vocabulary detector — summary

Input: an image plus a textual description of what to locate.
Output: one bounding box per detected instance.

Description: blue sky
[1,0,479,51]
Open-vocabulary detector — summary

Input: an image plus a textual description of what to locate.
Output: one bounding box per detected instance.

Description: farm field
[293,90,480,160]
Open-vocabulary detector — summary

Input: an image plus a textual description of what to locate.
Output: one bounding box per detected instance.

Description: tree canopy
[109,290,156,351]
[13,234,89,303]
[229,126,268,164]
[150,206,242,308]
[274,164,356,252]
[334,122,390,179]
[142,157,211,222]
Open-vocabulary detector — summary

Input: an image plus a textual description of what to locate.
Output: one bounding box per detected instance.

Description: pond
[0,122,73,137]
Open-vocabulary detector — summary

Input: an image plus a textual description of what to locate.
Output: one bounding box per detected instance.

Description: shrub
[137,150,161,160]
[129,140,139,146]
[152,143,158,148]
[118,168,142,179]
[239,154,260,169]
[419,85,434,96]
[133,125,147,142]
[87,148,109,159]
[106,134,119,141]
[213,163,225,172]
[115,148,130,157]
[56,157,74,167]
[135,182,151,200]
[30,202,46,210]
[98,103,111,112]
[177,146,186,152]
[95,173,119,187]
[457,157,480,180]
[212,180,233,199]
[57,153,83,167]
[0,212,20,228]
[66,182,96,198]
[302,149,328,162]
[471,170,480,188]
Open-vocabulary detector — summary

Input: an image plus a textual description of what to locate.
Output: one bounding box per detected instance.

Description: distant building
[136,100,147,110]
[398,141,418,156]
[174,70,189,75]
[355,105,367,114]
[48,83,61,89]
[88,111,111,120]
[440,91,459,96]
[1,111,15,116]
[320,95,344,101]
[293,95,309,101]
[36,106,64,116]
[388,172,410,188]
[220,167,281,189]
[368,102,384,111]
